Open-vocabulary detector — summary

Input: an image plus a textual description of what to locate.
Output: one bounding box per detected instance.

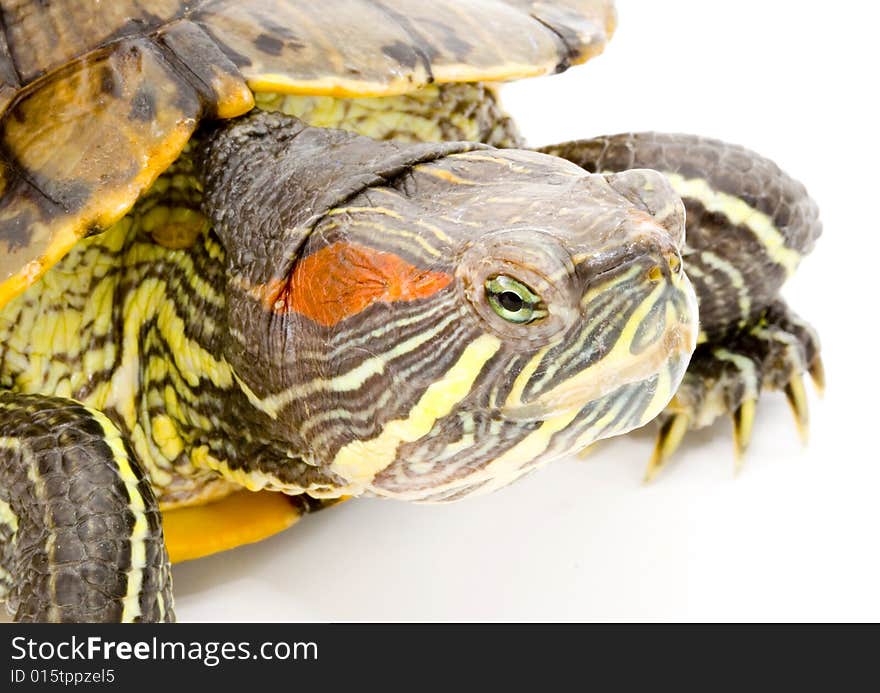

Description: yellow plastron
[162,490,304,564]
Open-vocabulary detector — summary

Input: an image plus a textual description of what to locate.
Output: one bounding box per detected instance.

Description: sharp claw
[784,375,810,444]
[644,414,690,483]
[732,398,757,473]
[808,355,825,397]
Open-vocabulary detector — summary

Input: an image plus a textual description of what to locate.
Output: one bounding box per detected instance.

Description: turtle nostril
[665,250,682,276]
[647,250,681,283]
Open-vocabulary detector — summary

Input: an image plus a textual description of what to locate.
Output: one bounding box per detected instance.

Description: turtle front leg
[541,133,823,476]
[648,300,822,478]
[0,392,173,622]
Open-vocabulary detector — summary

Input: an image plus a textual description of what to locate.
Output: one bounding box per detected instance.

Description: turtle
[0,0,822,623]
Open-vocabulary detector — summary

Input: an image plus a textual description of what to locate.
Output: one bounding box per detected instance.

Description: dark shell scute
[253,32,284,57]
[128,86,157,122]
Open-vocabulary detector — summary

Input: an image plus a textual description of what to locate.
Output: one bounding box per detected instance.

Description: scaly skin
[0,393,173,622]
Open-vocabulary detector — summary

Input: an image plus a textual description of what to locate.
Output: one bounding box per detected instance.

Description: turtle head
[319,152,698,501]
[203,119,696,501]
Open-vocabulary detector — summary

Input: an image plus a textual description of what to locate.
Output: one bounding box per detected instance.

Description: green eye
[485,275,547,324]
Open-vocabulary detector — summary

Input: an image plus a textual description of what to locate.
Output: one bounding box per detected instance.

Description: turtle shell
[0,0,616,309]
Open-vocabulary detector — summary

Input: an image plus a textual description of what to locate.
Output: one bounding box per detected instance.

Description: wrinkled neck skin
[0,204,340,509]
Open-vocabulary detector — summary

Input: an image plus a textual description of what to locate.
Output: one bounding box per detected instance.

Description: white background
[8,0,876,623]
[170,0,879,622]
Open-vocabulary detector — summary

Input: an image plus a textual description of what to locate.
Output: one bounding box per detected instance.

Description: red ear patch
[255,241,453,327]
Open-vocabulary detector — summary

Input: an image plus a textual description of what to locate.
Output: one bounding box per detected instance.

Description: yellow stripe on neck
[331,334,501,490]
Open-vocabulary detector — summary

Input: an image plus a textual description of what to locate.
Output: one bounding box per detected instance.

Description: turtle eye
[485,275,547,324]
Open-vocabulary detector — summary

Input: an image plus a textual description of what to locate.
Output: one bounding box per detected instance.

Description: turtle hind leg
[0,392,173,622]
[646,300,823,480]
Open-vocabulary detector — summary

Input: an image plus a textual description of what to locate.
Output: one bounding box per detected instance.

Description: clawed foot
[645,301,823,481]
